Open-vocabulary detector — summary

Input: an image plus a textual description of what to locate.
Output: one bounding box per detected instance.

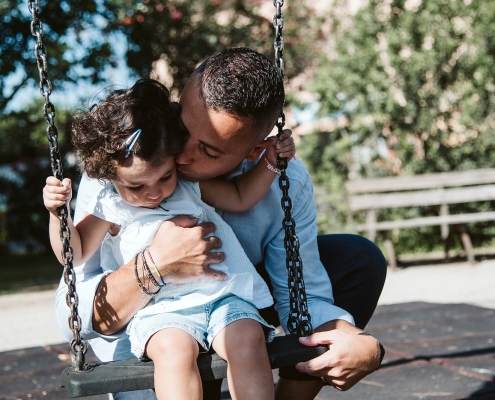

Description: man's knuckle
[198,242,209,253]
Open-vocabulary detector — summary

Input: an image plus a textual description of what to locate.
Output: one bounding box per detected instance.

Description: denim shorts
[128,294,275,358]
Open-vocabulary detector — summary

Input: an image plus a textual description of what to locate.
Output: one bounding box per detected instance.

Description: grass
[0,253,63,295]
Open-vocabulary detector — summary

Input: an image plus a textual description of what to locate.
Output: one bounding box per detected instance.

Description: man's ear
[245,137,275,161]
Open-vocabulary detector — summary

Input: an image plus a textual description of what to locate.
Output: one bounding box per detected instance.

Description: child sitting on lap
[43,79,295,400]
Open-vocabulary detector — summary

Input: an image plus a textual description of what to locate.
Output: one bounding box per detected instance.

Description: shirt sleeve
[54,174,125,342]
[85,183,125,226]
[263,166,355,332]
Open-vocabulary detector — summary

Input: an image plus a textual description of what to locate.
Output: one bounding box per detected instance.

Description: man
[55,48,386,399]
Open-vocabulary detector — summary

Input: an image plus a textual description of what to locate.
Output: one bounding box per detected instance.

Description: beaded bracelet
[263,154,281,174]
[146,248,166,287]
[134,254,158,297]
[141,251,163,289]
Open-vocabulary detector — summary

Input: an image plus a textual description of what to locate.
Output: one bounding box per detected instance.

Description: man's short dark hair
[194,48,284,138]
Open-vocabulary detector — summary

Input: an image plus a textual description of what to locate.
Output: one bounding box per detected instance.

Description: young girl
[44,79,295,400]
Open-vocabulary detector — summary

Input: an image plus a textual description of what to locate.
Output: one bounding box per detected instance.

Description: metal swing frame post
[28,0,87,371]
[273,0,314,337]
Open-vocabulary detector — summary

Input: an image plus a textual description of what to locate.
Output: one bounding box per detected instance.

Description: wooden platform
[1,302,494,400]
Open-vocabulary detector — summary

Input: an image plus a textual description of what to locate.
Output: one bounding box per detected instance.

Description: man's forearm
[92,258,153,335]
[316,319,361,334]
[92,217,226,335]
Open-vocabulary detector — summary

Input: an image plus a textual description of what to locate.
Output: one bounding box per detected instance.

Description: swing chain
[28,0,87,371]
[273,1,314,337]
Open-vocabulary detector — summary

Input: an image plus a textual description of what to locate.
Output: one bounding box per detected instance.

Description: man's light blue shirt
[55,158,354,362]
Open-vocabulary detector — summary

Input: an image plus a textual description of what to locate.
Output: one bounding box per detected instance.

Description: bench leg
[443,232,452,263]
[384,238,397,271]
[460,229,475,265]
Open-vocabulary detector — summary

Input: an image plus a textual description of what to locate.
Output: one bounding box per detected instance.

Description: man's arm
[263,161,380,391]
[200,131,295,212]
[92,216,227,335]
[56,174,227,339]
[199,155,278,212]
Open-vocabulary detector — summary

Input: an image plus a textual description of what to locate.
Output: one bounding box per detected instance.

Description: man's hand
[296,329,381,391]
[93,215,227,335]
[148,215,227,283]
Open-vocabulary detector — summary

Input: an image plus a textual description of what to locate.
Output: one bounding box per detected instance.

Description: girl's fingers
[46,200,66,209]
[62,178,72,190]
[278,151,295,159]
[278,129,292,140]
[45,184,71,195]
[277,142,295,151]
[277,136,294,146]
[46,176,63,186]
[46,177,71,191]
[46,193,71,201]
[276,145,296,156]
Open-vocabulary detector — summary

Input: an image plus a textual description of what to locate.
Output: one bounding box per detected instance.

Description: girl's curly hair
[72,79,186,180]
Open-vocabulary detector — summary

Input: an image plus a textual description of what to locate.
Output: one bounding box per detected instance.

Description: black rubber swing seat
[61,335,327,397]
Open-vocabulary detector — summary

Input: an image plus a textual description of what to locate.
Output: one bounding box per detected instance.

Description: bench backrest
[346,168,495,211]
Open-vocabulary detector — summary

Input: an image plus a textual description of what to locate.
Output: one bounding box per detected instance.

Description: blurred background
[2,0,495,292]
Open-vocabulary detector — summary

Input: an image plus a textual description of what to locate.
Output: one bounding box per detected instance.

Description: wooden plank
[355,211,495,232]
[346,168,495,194]
[349,184,495,211]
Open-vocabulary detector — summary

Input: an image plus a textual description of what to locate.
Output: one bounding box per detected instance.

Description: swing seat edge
[61,335,327,397]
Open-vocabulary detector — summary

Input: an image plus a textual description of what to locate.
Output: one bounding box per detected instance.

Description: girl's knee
[228,320,266,354]
[146,328,199,361]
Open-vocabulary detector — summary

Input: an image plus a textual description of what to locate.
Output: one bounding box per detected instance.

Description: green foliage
[0,155,80,254]
[2,1,323,257]
[104,0,321,92]
[0,99,72,163]
[0,0,115,113]
[0,253,62,294]
[0,101,78,254]
[301,0,495,254]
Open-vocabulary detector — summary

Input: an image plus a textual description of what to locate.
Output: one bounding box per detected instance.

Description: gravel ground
[1,259,494,353]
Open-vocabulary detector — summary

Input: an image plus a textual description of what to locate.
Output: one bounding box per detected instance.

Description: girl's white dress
[85,179,274,355]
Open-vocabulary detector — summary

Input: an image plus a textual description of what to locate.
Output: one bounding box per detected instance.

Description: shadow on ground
[1,302,494,400]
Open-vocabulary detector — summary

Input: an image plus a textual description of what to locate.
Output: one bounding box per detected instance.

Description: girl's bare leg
[145,328,202,400]
[212,319,274,400]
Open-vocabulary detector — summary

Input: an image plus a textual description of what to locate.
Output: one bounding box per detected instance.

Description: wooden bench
[346,168,495,269]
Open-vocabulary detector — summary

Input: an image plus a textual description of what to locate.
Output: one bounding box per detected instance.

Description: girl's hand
[43,177,72,215]
[265,129,296,165]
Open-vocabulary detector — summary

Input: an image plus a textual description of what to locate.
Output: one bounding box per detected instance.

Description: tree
[0,0,115,113]
[0,100,78,253]
[104,0,322,94]
[300,0,495,253]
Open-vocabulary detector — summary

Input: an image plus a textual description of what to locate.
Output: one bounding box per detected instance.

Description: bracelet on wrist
[263,154,281,174]
[146,248,166,286]
[141,251,163,290]
[134,254,158,297]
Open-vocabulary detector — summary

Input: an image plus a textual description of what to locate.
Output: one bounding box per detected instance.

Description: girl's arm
[44,177,112,266]
[200,129,296,212]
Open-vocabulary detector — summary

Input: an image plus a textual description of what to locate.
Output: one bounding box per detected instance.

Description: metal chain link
[273,0,314,337]
[28,0,87,371]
